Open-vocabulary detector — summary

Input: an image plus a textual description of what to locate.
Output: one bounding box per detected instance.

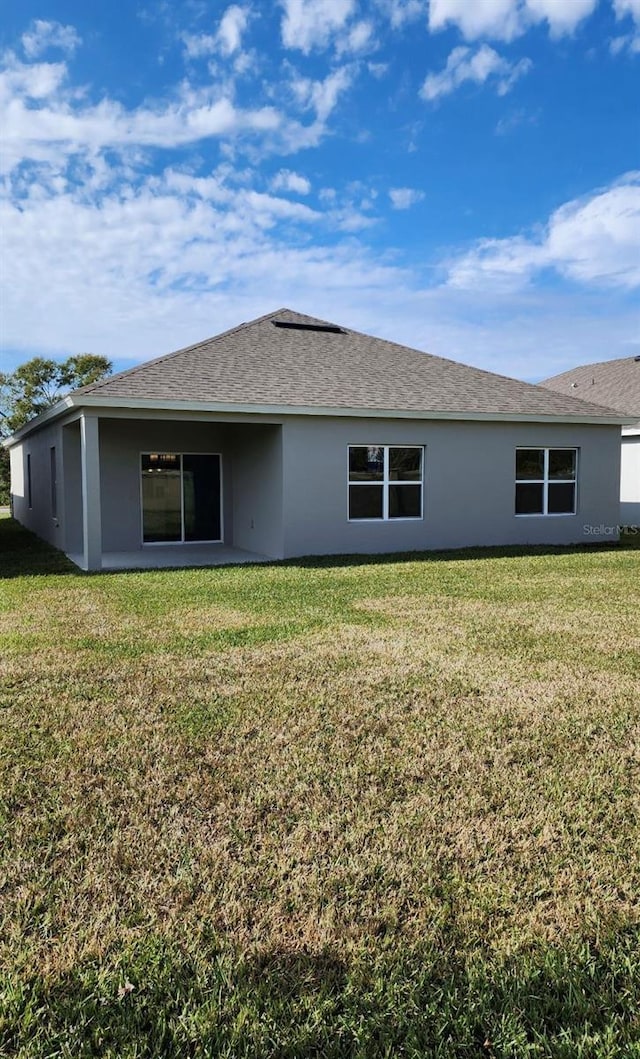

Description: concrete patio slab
[67,543,271,571]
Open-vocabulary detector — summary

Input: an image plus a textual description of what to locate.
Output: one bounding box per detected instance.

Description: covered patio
[67,542,270,571]
[63,412,284,571]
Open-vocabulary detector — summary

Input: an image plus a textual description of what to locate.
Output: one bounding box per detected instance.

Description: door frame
[139,451,224,545]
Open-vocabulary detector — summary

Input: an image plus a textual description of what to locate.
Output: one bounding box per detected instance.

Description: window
[348,445,423,521]
[515,448,577,516]
[141,453,222,543]
[50,446,57,519]
[27,453,32,509]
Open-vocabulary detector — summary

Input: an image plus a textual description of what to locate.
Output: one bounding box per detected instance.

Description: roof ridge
[542,353,639,383]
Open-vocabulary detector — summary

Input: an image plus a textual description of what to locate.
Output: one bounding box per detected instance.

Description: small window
[348,445,424,521]
[50,446,57,519]
[27,453,32,509]
[515,448,577,516]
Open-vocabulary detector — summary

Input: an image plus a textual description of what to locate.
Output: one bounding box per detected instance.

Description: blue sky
[0,0,638,382]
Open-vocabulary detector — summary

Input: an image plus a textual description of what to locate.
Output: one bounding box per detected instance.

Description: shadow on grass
[2,513,639,581]
[283,537,637,572]
[2,926,640,1058]
[0,517,77,578]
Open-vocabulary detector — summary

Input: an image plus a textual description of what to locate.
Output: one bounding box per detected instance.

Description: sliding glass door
[182,454,221,541]
[141,454,182,542]
[141,453,221,543]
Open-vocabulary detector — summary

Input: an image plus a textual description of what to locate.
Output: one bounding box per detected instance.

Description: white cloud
[161,169,234,204]
[21,20,81,58]
[336,20,377,55]
[610,31,640,51]
[2,11,638,385]
[368,60,389,77]
[218,5,251,55]
[280,0,356,53]
[447,173,640,290]
[420,44,531,101]
[0,25,377,359]
[290,65,354,122]
[2,44,364,175]
[524,0,597,37]
[614,0,640,18]
[1,89,282,174]
[0,171,403,359]
[0,54,68,101]
[3,168,637,384]
[2,155,638,383]
[495,107,530,134]
[545,176,640,286]
[428,0,597,40]
[242,189,321,223]
[611,0,640,50]
[389,186,425,208]
[183,4,250,58]
[379,0,425,28]
[271,168,312,194]
[428,0,525,41]
[232,64,358,155]
[182,33,217,58]
[312,65,354,119]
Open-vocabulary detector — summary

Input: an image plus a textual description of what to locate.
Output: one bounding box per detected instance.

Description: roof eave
[2,395,76,447]
[3,393,632,440]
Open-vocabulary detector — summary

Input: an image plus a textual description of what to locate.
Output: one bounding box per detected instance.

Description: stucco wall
[621,434,640,526]
[9,410,623,563]
[281,416,622,557]
[62,421,83,555]
[9,421,67,552]
[230,425,284,559]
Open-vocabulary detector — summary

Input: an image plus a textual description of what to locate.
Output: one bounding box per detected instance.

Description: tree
[0,354,112,504]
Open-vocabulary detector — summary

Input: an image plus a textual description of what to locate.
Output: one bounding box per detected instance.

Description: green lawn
[1,516,640,1058]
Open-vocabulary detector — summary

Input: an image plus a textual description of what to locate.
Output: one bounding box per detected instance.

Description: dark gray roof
[77,308,625,420]
[541,355,640,419]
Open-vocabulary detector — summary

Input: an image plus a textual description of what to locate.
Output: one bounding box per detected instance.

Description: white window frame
[515,447,578,517]
[140,451,224,545]
[347,444,424,522]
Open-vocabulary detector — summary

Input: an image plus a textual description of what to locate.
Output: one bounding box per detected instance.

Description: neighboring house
[4,308,634,571]
[541,356,640,526]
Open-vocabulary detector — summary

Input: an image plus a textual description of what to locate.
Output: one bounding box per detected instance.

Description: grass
[1,516,640,1057]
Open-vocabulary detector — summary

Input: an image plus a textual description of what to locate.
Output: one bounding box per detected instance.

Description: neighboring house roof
[74,307,623,420]
[540,355,640,420]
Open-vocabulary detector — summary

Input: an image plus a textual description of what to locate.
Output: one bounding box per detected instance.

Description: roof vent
[571,382,578,388]
[273,320,345,334]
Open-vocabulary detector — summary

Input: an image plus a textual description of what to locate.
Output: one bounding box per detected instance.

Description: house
[541,356,640,526]
[4,308,634,571]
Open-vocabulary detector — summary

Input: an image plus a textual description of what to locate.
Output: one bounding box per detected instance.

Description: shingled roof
[74,308,626,421]
[541,355,640,421]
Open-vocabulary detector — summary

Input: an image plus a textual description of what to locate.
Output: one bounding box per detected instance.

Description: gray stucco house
[541,355,640,527]
[5,308,633,571]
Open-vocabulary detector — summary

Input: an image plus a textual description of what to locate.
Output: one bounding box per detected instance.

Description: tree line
[0,355,112,505]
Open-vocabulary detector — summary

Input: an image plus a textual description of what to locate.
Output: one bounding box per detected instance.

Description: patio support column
[80,413,102,572]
